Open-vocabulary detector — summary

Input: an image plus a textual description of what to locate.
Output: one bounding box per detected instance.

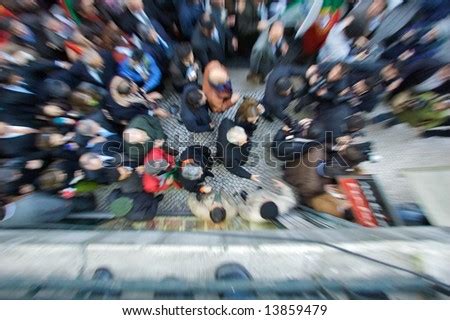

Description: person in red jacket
[142,147,179,194]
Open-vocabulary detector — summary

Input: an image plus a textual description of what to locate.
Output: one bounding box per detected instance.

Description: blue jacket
[181,84,212,133]
[118,53,162,92]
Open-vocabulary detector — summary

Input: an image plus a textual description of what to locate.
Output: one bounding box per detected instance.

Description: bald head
[209,67,229,85]
[123,128,149,144]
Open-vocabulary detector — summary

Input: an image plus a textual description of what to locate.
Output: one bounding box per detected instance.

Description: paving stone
[94,68,450,228]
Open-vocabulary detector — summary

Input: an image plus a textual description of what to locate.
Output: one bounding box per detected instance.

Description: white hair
[226,126,247,145]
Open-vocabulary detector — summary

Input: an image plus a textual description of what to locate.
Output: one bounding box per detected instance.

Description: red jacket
[142,148,176,194]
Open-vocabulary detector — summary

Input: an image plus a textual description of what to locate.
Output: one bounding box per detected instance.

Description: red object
[302,11,341,56]
[0,5,17,18]
[338,177,379,227]
[65,41,84,55]
[0,5,17,45]
[142,147,177,194]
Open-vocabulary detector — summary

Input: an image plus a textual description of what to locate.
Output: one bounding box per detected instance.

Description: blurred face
[247,115,259,124]
[183,52,195,65]
[83,156,102,170]
[81,0,96,13]
[10,21,28,37]
[353,80,369,95]
[43,105,64,117]
[367,0,386,18]
[49,133,65,147]
[211,0,225,7]
[0,122,7,136]
[127,0,144,11]
[199,91,207,105]
[90,54,105,70]
[23,0,39,9]
[124,129,150,144]
[280,87,292,97]
[147,28,158,43]
[438,65,450,81]
[328,64,344,82]
[268,22,284,43]
[9,73,23,85]
[381,65,398,80]
[45,18,63,33]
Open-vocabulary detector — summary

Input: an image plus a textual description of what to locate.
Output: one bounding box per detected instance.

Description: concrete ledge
[0,228,449,284]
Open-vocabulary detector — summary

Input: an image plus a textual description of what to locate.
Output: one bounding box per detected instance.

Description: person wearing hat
[108,188,164,222]
[118,48,162,93]
[237,179,296,223]
[191,12,226,69]
[142,146,179,194]
[187,189,238,224]
[202,60,240,113]
[178,145,214,194]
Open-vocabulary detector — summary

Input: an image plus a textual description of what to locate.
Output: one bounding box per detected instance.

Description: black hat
[44,79,71,99]
[275,77,292,94]
[260,201,279,220]
[210,207,226,223]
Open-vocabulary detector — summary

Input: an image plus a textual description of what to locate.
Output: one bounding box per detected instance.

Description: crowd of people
[0,0,448,227]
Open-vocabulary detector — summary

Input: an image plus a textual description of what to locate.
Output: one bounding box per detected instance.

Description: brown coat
[202,61,234,113]
[283,147,332,200]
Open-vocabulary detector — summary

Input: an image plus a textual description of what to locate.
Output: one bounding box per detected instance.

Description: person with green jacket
[123,114,167,165]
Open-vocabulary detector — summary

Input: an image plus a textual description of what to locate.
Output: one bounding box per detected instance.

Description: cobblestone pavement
[95,68,450,224]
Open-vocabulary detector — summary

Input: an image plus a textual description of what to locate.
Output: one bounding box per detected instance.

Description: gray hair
[181,164,204,181]
[226,126,247,145]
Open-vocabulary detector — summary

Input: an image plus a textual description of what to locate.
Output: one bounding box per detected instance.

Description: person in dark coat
[248,20,288,82]
[261,65,304,121]
[271,118,324,163]
[180,84,213,133]
[0,120,40,159]
[119,0,171,43]
[0,192,96,228]
[5,15,70,61]
[191,12,226,69]
[52,49,116,90]
[0,66,40,126]
[215,119,259,181]
[178,145,214,194]
[123,114,167,164]
[234,96,265,137]
[168,42,200,92]
[108,188,164,221]
[143,0,180,39]
[105,76,155,126]
[137,23,173,72]
[177,0,205,40]
[235,0,269,57]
